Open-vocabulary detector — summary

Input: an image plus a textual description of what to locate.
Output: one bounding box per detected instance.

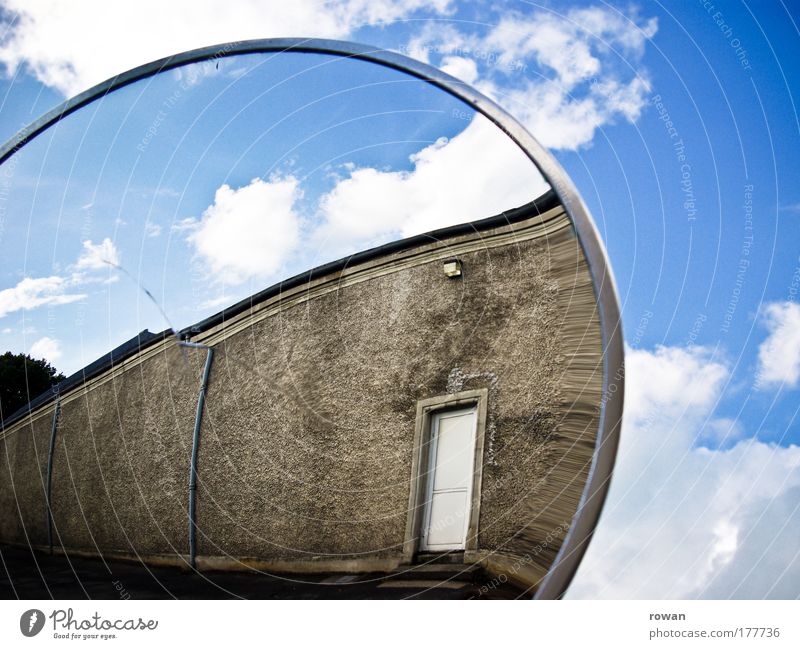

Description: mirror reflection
[0,49,605,600]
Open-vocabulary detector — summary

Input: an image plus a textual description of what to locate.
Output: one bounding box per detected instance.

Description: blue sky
[0,1,798,598]
[0,50,546,369]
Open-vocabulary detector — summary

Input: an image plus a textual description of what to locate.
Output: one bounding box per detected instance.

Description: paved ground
[0,545,524,599]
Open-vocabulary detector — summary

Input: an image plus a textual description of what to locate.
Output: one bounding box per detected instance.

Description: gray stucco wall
[195,209,602,582]
[0,406,52,546]
[0,204,602,589]
[48,345,202,557]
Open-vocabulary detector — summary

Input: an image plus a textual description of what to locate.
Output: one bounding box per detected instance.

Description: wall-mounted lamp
[443,259,462,278]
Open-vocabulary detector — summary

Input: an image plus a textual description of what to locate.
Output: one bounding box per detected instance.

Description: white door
[420,407,478,551]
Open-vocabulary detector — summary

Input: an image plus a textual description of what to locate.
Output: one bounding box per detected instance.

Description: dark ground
[0,545,524,599]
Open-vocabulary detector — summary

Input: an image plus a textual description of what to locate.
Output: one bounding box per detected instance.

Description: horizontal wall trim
[196,205,569,346]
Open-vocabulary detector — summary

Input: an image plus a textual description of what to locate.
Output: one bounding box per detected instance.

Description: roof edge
[181,189,559,338]
[1,190,559,431]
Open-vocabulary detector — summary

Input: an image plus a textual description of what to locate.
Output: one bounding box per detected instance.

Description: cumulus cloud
[0,0,452,97]
[756,301,800,389]
[75,237,120,270]
[313,114,549,255]
[484,8,655,85]
[623,344,728,423]
[0,238,126,320]
[188,176,302,285]
[405,6,657,150]
[569,345,800,599]
[29,336,62,363]
[183,116,546,283]
[0,276,85,318]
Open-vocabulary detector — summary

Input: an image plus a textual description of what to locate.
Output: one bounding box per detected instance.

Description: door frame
[403,388,488,562]
[419,406,478,552]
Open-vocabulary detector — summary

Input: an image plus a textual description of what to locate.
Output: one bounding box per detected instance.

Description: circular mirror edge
[0,37,624,600]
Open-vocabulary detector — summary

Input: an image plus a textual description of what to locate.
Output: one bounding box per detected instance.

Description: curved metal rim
[0,37,625,599]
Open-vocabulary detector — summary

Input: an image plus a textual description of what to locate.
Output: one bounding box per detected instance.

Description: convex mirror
[0,40,623,600]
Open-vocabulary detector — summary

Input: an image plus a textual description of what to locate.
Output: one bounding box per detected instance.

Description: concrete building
[0,189,604,593]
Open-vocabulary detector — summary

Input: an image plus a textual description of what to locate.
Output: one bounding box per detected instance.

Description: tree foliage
[0,352,65,422]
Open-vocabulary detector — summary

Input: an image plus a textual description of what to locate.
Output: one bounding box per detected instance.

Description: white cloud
[756,301,800,389]
[440,55,479,85]
[405,22,475,64]
[702,417,746,448]
[75,237,120,270]
[184,116,547,285]
[485,8,656,86]
[492,74,653,151]
[0,240,121,320]
[569,344,800,599]
[144,222,162,238]
[171,217,198,233]
[0,0,452,97]
[624,345,728,424]
[404,6,657,150]
[189,176,302,284]
[197,294,234,311]
[314,114,549,255]
[499,80,601,151]
[0,276,85,318]
[29,336,62,363]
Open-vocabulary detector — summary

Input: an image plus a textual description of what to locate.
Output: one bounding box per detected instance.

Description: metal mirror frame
[0,38,624,600]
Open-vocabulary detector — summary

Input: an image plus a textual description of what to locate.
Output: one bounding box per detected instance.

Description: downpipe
[179,340,214,570]
[46,397,61,553]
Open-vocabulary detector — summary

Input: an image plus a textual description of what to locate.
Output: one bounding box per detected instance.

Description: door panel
[420,407,477,551]
[431,414,475,490]
[425,491,470,547]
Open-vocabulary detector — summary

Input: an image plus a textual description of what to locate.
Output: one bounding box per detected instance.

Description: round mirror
[0,40,622,599]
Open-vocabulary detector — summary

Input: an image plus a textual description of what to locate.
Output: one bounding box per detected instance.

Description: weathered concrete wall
[0,204,603,589]
[196,212,602,577]
[47,344,202,557]
[0,406,53,546]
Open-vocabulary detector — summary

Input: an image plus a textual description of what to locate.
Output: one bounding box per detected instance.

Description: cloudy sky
[0,1,798,599]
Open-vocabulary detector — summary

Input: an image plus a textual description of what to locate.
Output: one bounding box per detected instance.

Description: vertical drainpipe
[179,340,214,570]
[46,398,61,554]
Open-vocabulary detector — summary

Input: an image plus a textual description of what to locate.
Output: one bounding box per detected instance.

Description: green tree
[0,352,65,422]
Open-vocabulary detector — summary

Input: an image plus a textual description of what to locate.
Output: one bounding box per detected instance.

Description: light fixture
[443,259,462,278]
